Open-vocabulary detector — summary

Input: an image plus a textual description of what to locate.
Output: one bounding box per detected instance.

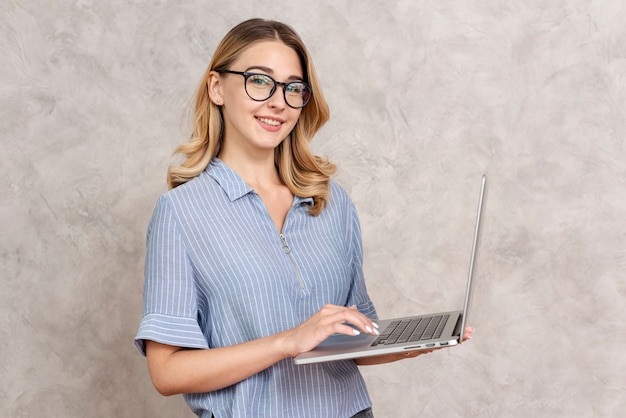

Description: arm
[146,304,379,395]
[146,334,287,395]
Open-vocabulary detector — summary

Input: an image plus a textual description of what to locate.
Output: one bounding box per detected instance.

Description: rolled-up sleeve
[134,195,209,355]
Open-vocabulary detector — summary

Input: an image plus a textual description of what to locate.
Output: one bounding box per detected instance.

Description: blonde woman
[135,18,473,418]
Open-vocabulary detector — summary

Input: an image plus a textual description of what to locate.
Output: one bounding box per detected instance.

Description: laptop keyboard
[371,314,450,346]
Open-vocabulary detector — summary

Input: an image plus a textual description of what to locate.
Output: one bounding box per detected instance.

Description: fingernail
[372,322,379,329]
[374,328,380,335]
[365,325,373,333]
[353,329,361,335]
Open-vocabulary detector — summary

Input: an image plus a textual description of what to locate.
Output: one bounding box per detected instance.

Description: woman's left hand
[461,325,475,342]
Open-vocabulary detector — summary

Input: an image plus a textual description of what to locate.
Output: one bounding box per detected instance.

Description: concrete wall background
[1,0,625,416]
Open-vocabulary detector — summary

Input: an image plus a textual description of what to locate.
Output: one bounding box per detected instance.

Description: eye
[248,74,273,87]
[285,82,306,95]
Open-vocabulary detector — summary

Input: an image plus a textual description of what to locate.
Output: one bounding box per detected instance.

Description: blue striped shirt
[135,159,377,418]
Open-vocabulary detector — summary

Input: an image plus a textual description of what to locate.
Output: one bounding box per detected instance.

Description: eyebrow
[244,66,304,81]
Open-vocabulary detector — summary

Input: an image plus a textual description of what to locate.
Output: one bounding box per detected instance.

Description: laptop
[294,175,486,365]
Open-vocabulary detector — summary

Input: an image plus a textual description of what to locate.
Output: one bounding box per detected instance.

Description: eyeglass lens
[245,74,311,108]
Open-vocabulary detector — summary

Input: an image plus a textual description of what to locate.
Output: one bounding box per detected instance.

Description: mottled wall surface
[1,1,625,417]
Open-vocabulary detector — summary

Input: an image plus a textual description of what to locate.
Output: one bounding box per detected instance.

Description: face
[208,40,305,157]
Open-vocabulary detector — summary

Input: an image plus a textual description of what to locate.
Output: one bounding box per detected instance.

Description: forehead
[232,40,303,76]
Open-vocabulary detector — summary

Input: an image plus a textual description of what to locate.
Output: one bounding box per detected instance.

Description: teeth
[258,117,281,126]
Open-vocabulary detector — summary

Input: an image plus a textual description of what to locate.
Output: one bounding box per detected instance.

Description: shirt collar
[207,158,314,206]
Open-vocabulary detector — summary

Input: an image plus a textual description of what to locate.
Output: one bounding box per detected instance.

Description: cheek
[222,98,254,123]
[283,117,300,136]
[288,109,303,128]
[223,83,250,107]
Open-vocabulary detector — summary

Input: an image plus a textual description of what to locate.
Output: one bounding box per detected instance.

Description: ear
[207,71,223,106]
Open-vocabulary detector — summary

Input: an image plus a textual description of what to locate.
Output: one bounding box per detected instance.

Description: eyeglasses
[218,70,312,108]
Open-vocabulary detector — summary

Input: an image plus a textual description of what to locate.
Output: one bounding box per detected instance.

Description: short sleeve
[134,195,209,355]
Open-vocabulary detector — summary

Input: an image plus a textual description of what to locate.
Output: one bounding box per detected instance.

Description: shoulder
[167,170,213,197]
[324,180,359,221]
[328,180,352,205]
[328,180,358,210]
[157,171,218,209]
[150,171,220,222]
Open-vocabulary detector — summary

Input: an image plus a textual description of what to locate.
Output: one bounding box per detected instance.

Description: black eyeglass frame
[218,70,312,109]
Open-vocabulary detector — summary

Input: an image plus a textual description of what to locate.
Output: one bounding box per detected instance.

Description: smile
[257,117,282,127]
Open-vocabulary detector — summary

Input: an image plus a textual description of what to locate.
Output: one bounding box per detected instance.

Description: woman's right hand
[278,304,379,357]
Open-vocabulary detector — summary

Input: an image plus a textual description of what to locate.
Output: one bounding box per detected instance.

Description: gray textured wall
[2,1,625,417]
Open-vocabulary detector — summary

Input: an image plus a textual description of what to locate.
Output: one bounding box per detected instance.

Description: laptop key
[397,319,421,343]
[408,317,430,342]
[433,315,449,339]
[386,320,410,344]
[421,315,443,340]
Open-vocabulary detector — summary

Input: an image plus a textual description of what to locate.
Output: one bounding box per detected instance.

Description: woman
[135,18,473,418]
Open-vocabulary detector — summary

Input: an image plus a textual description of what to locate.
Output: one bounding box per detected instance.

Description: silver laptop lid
[458,175,486,343]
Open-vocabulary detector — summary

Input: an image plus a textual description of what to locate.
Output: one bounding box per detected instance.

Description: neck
[218,151,282,190]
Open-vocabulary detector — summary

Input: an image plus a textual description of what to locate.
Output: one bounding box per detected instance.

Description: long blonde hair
[168,19,335,216]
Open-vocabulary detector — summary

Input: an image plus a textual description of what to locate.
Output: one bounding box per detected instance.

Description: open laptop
[294,175,486,365]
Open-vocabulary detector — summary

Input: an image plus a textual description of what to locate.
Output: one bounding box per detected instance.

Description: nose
[266,84,288,109]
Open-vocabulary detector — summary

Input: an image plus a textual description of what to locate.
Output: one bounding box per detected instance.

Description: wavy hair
[168,18,335,216]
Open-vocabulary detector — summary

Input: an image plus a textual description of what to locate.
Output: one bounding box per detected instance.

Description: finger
[462,326,475,341]
[321,305,379,336]
[335,323,364,337]
[340,309,379,336]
